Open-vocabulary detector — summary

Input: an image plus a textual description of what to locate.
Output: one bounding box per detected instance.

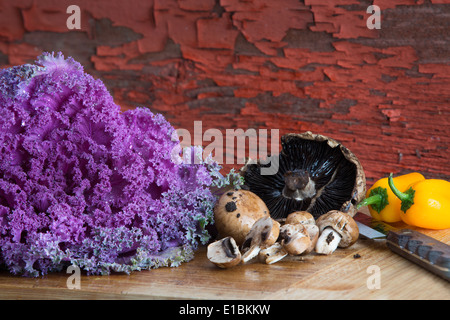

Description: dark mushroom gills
[241,131,366,220]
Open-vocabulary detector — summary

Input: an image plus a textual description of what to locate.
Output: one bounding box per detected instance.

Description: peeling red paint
[0,0,449,185]
[197,14,238,50]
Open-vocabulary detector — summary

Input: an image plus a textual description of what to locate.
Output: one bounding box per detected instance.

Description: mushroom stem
[284,170,310,191]
[315,227,342,255]
[259,243,288,264]
[242,245,262,263]
[282,170,316,201]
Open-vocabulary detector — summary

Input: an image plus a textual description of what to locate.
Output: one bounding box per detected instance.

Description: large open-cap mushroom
[214,189,270,245]
[315,210,359,255]
[241,131,366,219]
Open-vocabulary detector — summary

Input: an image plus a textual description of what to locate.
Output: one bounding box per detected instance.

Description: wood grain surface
[1,208,449,300]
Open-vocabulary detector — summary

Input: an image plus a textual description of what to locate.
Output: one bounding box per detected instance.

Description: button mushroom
[279,223,311,256]
[240,131,366,220]
[213,189,270,245]
[241,216,280,263]
[315,210,359,255]
[207,236,241,268]
[285,211,319,254]
[285,210,315,225]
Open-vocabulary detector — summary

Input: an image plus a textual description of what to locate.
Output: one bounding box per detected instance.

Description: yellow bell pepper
[388,173,450,230]
[357,172,425,223]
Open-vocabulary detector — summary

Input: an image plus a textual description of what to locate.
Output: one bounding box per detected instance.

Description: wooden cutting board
[1,208,449,300]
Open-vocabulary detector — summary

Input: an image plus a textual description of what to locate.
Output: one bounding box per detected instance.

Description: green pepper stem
[387,173,407,201]
[357,194,382,209]
[387,173,415,212]
[356,186,389,213]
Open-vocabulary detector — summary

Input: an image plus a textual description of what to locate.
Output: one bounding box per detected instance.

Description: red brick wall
[1,0,449,185]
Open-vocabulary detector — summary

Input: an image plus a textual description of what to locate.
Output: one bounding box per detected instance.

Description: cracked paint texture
[0,0,449,185]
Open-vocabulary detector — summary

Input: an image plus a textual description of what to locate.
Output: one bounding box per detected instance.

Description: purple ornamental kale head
[0,52,239,276]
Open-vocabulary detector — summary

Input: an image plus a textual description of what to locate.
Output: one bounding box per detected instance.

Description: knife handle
[386,229,450,282]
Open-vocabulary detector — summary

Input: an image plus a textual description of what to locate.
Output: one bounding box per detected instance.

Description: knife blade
[354,212,450,282]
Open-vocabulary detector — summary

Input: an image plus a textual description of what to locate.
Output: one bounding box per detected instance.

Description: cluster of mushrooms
[207,190,360,267]
[207,132,366,268]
